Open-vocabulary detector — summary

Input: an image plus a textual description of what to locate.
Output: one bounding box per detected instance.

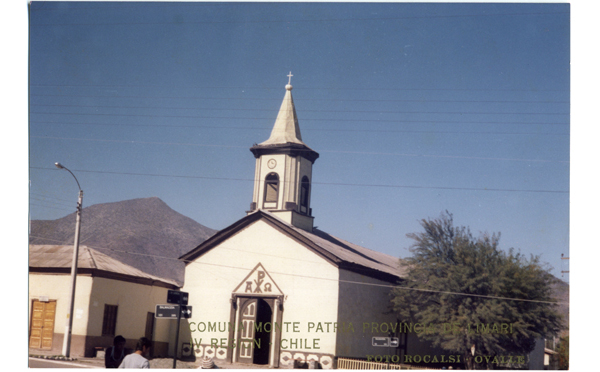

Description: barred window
[102,304,118,336]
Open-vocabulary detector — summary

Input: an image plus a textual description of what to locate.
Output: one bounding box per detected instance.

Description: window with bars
[102,304,118,336]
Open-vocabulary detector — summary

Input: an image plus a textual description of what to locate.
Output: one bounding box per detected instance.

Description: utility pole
[55,162,83,358]
[561,253,569,277]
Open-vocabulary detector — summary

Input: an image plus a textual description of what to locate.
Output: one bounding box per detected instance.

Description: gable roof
[179,210,406,283]
[29,244,179,289]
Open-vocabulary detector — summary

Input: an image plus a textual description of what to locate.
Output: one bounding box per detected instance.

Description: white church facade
[178,77,414,368]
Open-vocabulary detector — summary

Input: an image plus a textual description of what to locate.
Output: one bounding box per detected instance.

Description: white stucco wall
[29,273,93,336]
[87,276,172,343]
[29,273,172,344]
[181,219,339,356]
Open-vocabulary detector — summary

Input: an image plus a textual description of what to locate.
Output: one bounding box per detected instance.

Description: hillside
[29,197,217,285]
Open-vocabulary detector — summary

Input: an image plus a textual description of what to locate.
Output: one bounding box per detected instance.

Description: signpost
[168,290,189,305]
[180,305,192,319]
[155,290,191,369]
[372,337,391,347]
[155,305,193,319]
[372,337,400,347]
[156,305,180,319]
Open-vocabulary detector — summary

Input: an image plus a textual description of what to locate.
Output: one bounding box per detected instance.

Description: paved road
[28,358,100,368]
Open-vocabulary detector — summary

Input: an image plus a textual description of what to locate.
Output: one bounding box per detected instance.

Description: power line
[30,10,570,27]
[29,93,570,105]
[29,103,569,116]
[30,196,74,208]
[29,120,569,137]
[26,235,567,306]
[29,136,569,164]
[29,111,570,125]
[29,83,569,93]
[29,166,569,194]
[29,202,75,214]
[29,192,76,204]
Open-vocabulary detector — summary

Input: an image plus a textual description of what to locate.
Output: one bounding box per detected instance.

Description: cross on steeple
[287,71,293,85]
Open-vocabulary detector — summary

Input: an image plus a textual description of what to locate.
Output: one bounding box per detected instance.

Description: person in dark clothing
[105,335,127,368]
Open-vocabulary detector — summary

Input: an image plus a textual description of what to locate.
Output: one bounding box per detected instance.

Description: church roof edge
[180,210,406,283]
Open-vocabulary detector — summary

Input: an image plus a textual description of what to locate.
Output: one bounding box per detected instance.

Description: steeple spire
[259,73,304,146]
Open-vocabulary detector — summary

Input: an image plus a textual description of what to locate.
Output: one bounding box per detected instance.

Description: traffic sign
[181,305,192,319]
[372,337,400,347]
[372,337,390,347]
[167,290,189,305]
[156,304,180,319]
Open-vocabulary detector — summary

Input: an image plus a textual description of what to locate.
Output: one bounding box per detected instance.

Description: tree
[556,336,569,370]
[391,212,563,369]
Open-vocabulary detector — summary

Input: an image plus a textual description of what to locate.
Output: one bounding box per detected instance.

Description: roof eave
[29,267,180,289]
[250,143,319,163]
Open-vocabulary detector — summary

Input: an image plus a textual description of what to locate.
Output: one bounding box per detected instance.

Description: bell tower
[248,73,319,232]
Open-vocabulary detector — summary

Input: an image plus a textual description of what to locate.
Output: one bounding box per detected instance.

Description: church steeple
[260,74,303,146]
[248,74,319,232]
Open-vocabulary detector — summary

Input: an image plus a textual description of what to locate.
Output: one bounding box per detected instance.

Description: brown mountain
[29,197,216,285]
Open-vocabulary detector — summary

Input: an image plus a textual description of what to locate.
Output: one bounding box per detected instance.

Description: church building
[178,76,409,369]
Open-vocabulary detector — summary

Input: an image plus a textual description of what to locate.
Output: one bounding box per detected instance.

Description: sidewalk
[29,348,272,369]
[29,349,105,368]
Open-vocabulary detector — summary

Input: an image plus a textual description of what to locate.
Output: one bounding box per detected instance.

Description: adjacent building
[28,244,179,357]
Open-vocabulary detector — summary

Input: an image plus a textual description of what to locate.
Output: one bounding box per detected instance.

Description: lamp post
[55,162,83,358]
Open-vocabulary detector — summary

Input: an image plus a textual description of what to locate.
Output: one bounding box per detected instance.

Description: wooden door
[145,312,154,341]
[29,300,56,350]
[145,312,155,357]
[237,299,257,364]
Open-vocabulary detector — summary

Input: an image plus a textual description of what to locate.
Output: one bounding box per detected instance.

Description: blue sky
[26,2,571,280]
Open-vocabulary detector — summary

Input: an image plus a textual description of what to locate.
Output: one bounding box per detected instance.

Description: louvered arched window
[300,176,310,214]
[263,173,279,209]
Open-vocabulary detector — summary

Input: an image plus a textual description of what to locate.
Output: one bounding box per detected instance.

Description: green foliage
[391,212,563,369]
[556,336,569,370]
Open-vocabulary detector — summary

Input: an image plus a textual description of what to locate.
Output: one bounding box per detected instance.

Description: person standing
[118,337,152,369]
[105,335,127,368]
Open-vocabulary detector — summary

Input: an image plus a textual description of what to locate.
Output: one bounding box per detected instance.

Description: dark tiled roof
[297,226,406,279]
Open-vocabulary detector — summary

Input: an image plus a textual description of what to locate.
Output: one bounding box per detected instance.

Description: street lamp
[55,162,83,358]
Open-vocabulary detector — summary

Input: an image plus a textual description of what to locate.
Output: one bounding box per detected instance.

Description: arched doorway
[235,298,273,365]
[228,264,284,367]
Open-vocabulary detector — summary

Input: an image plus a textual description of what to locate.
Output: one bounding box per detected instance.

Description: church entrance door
[236,298,273,365]
[229,264,283,366]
